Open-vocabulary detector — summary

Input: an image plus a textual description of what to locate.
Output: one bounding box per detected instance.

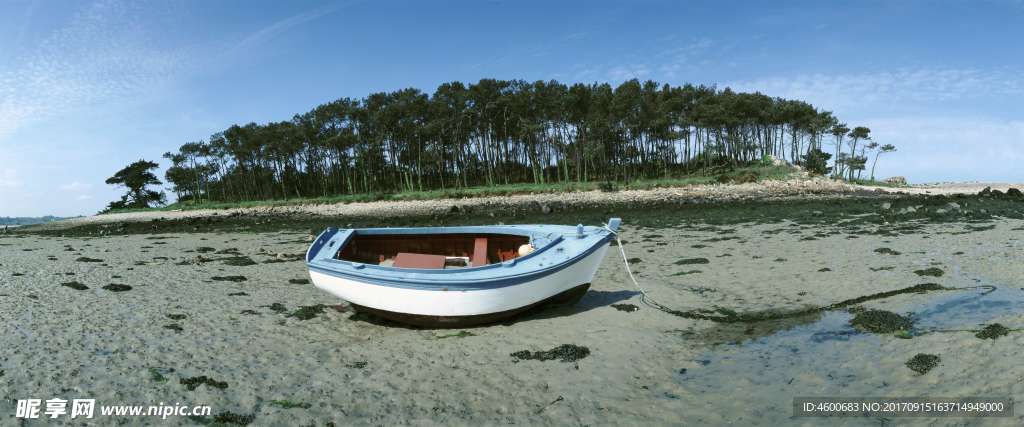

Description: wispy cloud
[727,68,1024,115]
[0,0,187,140]
[229,2,351,55]
[60,181,93,192]
[573,38,715,83]
[0,168,22,189]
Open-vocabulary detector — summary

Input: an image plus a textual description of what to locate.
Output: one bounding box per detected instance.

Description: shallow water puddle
[677,281,1024,411]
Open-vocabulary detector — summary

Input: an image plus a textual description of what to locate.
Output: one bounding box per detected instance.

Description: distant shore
[31,178,1023,232]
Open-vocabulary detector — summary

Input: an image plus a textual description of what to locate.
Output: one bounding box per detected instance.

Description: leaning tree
[104,159,167,211]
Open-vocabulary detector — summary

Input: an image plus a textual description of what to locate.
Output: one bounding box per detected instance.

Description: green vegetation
[0,216,67,226]
[105,164,795,214]
[905,353,940,374]
[133,78,890,208]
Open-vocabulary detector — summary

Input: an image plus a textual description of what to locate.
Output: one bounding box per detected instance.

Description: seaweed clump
[611,303,639,312]
[180,375,228,391]
[850,309,913,334]
[914,267,944,277]
[189,412,255,426]
[288,278,310,285]
[102,283,132,292]
[675,258,710,265]
[976,323,1010,340]
[212,275,247,282]
[75,257,103,262]
[61,281,89,290]
[874,247,901,255]
[905,353,940,374]
[511,344,590,363]
[287,304,328,320]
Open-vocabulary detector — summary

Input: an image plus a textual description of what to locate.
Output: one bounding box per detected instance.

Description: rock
[1007,188,1023,197]
[883,176,908,186]
[880,202,892,210]
[935,209,947,214]
[978,186,992,196]
[897,206,917,215]
[540,204,552,214]
[945,202,961,211]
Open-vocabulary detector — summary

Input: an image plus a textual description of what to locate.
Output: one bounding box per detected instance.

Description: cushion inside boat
[393,252,447,269]
[471,237,488,266]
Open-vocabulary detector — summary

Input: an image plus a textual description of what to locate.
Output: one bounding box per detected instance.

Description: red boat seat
[471,237,488,266]
[393,252,447,269]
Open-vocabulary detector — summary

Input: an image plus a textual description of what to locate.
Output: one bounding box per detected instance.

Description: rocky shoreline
[31,178,1024,232]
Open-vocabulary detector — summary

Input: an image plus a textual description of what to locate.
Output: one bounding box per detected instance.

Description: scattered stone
[61,281,89,290]
[850,309,913,334]
[817,268,832,272]
[914,267,944,277]
[196,247,216,253]
[627,257,642,264]
[976,323,1010,340]
[102,283,132,292]
[163,323,184,333]
[880,202,891,210]
[874,247,901,255]
[905,353,940,374]
[611,303,639,312]
[166,314,187,321]
[346,361,368,369]
[511,344,590,363]
[228,292,249,296]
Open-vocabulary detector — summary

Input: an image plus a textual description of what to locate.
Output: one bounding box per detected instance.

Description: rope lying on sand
[604,224,997,323]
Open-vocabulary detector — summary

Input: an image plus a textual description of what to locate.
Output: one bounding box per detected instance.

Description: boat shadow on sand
[346,289,640,329]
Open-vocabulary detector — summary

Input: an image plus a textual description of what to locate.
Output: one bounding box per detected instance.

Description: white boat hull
[310,244,609,317]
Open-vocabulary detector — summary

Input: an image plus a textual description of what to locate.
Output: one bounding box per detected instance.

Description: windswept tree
[846,126,871,180]
[870,143,897,180]
[104,160,166,211]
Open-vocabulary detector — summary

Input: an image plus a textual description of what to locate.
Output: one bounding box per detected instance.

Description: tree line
[152,78,893,205]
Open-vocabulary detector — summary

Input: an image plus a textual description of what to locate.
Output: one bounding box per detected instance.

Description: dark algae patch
[435,331,476,339]
[212,275,247,282]
[102,283,132,292]
[264,303,287,313]
[220,256,257,266]
[874,247,901,255]
[189,412,255,426]
[61,281,89,290]
[163,324,183,333]
[914,267,944,277]
[346,361,368,369]
[675,257,710,265]
[905,353,940,374]
[288,278,310,285]
[976,323,1010,340]
[511,344,590,363]
[166,314,187,320]
[269,400,311,409]
[180,375,228,391]
[850,309,913,334]
[287,304,328,320]
[611,303,639,312]
[75,256,103,262]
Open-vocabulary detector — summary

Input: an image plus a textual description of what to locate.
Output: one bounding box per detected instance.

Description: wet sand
[3,197,1024,425]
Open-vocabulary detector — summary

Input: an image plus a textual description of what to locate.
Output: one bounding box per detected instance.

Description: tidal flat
[3,195,1024,425]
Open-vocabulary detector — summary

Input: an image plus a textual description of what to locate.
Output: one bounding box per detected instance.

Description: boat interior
[335,233,532,269]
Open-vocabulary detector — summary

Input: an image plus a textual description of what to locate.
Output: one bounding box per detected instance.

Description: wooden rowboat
[305,218,621,327]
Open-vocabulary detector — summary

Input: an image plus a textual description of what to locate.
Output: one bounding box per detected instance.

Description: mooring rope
[603,224,692,315]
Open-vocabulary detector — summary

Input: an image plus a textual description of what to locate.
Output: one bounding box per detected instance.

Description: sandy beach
[3,193,1024,425]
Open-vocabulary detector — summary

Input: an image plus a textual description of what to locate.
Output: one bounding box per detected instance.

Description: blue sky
[1,0,1022,216]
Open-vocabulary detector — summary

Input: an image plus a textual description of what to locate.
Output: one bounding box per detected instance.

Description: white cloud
[0,0,187,140]
[0,168,21,188]
[727,68,1023,116]
[229,2,348,55]
[60,181,93,192]
[76,194,93,201]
